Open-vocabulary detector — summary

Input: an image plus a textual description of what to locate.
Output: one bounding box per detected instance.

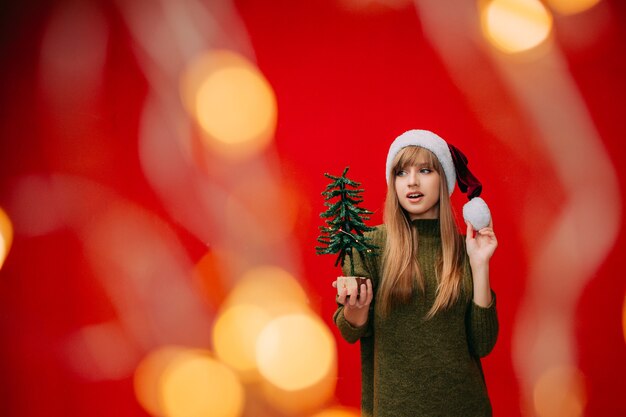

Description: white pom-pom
[463,197,491,230]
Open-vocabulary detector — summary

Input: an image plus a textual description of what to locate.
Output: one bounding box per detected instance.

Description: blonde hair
[377,146,466,318]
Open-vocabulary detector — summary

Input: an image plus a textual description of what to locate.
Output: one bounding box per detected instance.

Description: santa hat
[385,129,491,230]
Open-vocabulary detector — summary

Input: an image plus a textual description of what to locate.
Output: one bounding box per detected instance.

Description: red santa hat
[385,129,491,230]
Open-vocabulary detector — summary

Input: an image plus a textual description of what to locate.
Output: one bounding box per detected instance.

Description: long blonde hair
[377,146,466,318]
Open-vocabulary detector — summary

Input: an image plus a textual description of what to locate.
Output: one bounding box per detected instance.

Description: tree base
[336,276,368,296]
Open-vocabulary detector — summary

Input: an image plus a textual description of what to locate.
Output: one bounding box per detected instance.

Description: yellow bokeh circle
[181,50,277,159]
[160,350,244,417]
[533,366,586,417]
[224,265,310,318]
[311,407,360,417]
[256,313,336,391]
[545,0,601,16]
[134,346,188,416]
[0,207,13,269]
[480,0,553,54]
[212,304,271,379]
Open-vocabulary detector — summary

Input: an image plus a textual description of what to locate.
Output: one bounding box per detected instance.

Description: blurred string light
[545,0,601,15]
[160,350,244,417]
[180,50,277,159]
[212,265,338,413]
[213,265,310,379]
[533,366,586,417]
[135,346,187,417]
[311,407,360,417]
[0,207,13,269]
[212,304,271,380]
[256,313,336,391]
[257,313,337,415]
[135,347,244,417]
[480,0,553,53]
[221,265,310,317]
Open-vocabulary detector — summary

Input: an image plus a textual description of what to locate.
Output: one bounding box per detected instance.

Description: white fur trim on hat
[385,129,456,195]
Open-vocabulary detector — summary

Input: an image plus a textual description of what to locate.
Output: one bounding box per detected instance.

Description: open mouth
[407,193,423,200]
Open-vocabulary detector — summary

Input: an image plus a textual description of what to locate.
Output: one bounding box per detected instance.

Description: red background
[1,0,625,416]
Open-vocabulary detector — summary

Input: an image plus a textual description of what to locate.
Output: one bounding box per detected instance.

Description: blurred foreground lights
[0,207,13,269]
[480,0,553,54]
[181,50,277,159]
[533,366,586,417]
[256,313,337,414]
[135,347,244,417]
[224,265,310,317]
[545,0,601,15]
[135,346,186,417]
[213,304,271,380]
[256,313,336,391]
[312,407,360,417]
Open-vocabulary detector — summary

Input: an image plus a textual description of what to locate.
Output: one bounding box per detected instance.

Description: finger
[332,280,337,288]
[337,287,347,305]
[358,283,367,306]
[365,279,374,305]
[465,221,474,240]
[348,287,358,306]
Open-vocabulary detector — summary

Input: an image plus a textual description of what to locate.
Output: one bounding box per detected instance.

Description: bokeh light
[480,0,553,53]
[256,312,337,414]
[161,350,244,417]
[311,407,360,417]
[0,207,13,269]
[256,313,336,391]
[180,50,277,159]
[134,346,188,417]
[533,366,586,417]
[224,265,310,317]
[212,304,271,379]
[545,0,601,15]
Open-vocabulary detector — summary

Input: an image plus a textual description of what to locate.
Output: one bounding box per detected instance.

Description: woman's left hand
[465,220,498,267]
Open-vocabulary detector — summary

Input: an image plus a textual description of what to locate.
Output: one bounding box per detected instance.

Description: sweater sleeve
[333,305,371,343]
[332,228,381,344]
[465,290,499,357]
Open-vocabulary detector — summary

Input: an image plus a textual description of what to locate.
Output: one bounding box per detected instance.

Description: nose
[408,169,419,187]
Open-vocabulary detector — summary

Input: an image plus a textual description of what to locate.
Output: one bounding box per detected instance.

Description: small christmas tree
[316,167,377,276]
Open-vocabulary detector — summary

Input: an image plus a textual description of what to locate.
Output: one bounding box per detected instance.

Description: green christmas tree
[316,167,377,276]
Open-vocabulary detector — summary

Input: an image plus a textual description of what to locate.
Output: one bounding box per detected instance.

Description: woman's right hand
[332,278,373,327]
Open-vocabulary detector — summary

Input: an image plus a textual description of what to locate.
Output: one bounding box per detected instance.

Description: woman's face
[394,155,441,220]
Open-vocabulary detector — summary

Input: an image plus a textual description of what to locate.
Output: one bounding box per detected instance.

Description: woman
[333,129,499,417]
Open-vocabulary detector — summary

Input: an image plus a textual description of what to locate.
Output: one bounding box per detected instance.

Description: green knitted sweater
[333,219,498,417]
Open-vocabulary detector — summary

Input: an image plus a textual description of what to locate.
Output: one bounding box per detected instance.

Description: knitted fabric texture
[333,220,499,417]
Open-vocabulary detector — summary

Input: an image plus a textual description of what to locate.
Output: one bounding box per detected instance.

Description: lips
[406,192,424,199]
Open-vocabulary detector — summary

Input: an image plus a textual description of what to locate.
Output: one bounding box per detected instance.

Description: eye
[395,169,407,177]
[419,167,433,174]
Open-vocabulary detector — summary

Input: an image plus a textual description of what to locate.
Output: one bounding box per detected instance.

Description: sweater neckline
[410,218,440,237]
